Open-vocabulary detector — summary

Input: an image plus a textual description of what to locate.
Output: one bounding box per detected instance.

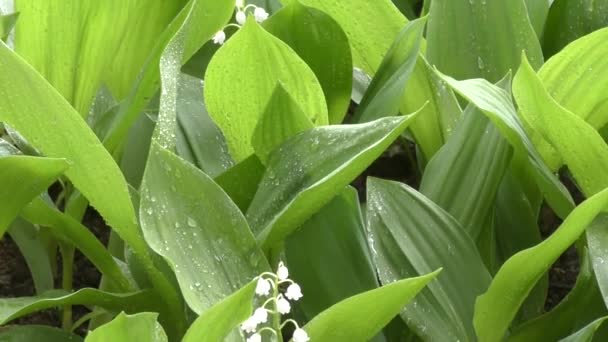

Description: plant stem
[60,244,75,331]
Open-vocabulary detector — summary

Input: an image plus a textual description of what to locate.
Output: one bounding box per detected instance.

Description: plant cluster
[0,0,608,341]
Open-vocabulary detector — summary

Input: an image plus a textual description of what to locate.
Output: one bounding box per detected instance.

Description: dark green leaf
[85,312,167,342]
[0,12,18,40]
[0,325,83,342]
[215,155,266,213]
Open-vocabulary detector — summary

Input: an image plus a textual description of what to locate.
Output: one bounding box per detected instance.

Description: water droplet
[187,217,197,227]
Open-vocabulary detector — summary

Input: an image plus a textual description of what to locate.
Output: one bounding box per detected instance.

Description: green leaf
[20,198,133,292]
[0,325,83,342]
[175,73,234,178]
[509,248,607,342]
[524,0,549,38]
[302,270,440,341]
[474,187,608,341]
[246,115,420,251]
[285,187,379,319]
[558,317,608,342]
[294,0,407,74]
[542,0,608,57]
[204,17,328,161]
[426,0,543,82]
[438,72,574,219]
[85,312,167,342]
[367,177,491,341]
[264,1,352,124]
[140,142,268,314]
[0,40,165,296]
[182,281,256,342]
[7,218,55,294]
[534,28,608,170]
[215,155,266,213]
[0,12,18,40]
[251,83,314,163]
[0,289,155,325]
[0,155,68,236]
[353,17,426,123]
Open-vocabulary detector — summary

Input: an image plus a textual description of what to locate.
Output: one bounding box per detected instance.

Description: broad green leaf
[204,17,328,161]
[0,325,83,342]
[509,248,607,342]
[426,0,543,82]
[524,0,549,38]
[13,1,183,115]
[420,105,512,239]
[251,83,314,163]
[8,218,54,294]
[0,12,17,39]
[0,155,68,236]
[559,317,608,342]
[0,289,155,325]
[367,178,491,342]
[182,281,256,342]
[589,214,608,306]
[264,1,352,124]
[175,73,234,177]
[474,187,608,341]
[102,0,234,152]
[302,270,440,341]
[542,0,608,57]
[85,312,167,342]
[285,187,379,319]
[514,56,608,198]
[20,198,133,292]
[533,28,608,170]
[292,0,407,74]
[140,142,268,314]
[0,41,169,298]
[438,72,574,219]
[120,113,155,189]
[215,155,266,213]
[353,17,426,123]
[246,115,420,251]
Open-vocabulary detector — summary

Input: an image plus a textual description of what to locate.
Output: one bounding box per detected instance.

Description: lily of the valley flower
[285,283,303,301]
[246,333,261,342]
[212,30,226,45]
[235,0,245,8]
[276,295,291,314]
[277,261,289,280]
[252,308,269,324]
[293,328,310,342]
[236,10,247,25]
[254,7,269,22]
[255,277,272,296]
[241,317,258,333]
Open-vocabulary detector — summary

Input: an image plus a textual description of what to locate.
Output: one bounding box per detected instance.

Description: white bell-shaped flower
[255,277,272,296]
[236,11,247,25]
[247,333,262,342]
[285,283,303,301]
[212,30,226,45]
[240,317,258,333]
[293,328,310,342]
[252,308,269,324]
[276,295,291,314]
[277,261,289,280]
[254,7,269,22]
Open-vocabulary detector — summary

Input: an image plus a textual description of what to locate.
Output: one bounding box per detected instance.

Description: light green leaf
[264,0,352,124]
[293,0,407,74]
[140,142,268,314]
[474,187,608,341]
[0,155,68,236]
[85,312,167,342]
[175,73,234,178]
[302,270,440,341]
[426,0,543,82]
[533,28,608,170]
[246,115,420,251]
[0,325,83,342]
[251,83,314,163]
[524,0,549,38]
[353,17,426,123]
[0,289,155,325]
[542,0,608,57]
[204,17,328,161]
[367,177,491,341]
[438,72,574,219]
[182,281,256,342]
[285,187,379,319]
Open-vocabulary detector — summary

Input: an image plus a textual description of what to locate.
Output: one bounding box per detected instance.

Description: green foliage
[1,0,608,341]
